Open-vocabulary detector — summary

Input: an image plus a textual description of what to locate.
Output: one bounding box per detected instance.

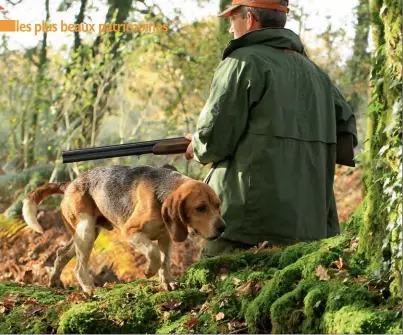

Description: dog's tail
[22,182,70,234]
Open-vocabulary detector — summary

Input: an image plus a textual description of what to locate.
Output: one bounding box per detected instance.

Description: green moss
[182,250,280,288]
[156,314,193,334]
[245,249,337,333]
[278,241,320,269]
[302,284,329,333]
[58,283,158,334]
[152,289,208,311]
[326,282,376,312]
[270,279,319,334]
[0,282,66,305]
[323,305,402,334]
[343,199,367,234]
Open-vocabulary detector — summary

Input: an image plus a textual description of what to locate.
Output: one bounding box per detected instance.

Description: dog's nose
[218,224,226,234]
[216,218,226,234]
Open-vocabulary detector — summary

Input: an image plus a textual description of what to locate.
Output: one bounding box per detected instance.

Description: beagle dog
[22,165,226,293]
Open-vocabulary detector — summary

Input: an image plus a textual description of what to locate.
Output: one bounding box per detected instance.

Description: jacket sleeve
[192,56,261,164]
[332,84,358,147]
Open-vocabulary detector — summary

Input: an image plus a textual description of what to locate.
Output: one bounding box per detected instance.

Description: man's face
[228,9,259,39]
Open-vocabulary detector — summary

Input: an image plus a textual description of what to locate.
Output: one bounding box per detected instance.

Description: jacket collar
[222,28,307,60]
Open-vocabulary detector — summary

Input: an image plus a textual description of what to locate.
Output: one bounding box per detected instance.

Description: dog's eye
[196,206,207,213]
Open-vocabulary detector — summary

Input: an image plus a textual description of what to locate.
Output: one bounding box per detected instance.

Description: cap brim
[217,4,241,17]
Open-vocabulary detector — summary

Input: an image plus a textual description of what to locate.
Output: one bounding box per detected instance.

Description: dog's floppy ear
[161,191,188,242]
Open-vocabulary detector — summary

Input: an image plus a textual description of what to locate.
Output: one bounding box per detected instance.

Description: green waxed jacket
[192,28,357,246]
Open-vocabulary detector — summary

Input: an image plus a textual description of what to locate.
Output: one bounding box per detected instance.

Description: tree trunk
[358,0,402,297]
[24,0,49,168]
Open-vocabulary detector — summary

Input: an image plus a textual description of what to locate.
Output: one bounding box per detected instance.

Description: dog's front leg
[128,232,161,278]
[158,235,177,291]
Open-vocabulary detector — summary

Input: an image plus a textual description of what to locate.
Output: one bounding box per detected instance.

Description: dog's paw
[48,278,64,289]
[160,278,179,291]
[82,285,96,296]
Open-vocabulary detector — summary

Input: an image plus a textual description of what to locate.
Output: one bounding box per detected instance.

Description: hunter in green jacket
[185,0,357,257]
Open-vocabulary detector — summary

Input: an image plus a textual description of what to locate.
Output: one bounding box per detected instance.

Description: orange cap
[218,0,289,17]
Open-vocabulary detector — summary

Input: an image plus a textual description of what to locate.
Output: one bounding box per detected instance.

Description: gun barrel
[62,137,188,163]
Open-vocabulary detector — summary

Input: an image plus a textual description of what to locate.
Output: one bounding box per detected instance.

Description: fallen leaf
[103,282,116,288]
[67,292,88,304]
[316,265,330,281]
[232,277,241,286]
[217,268,229,281]
[23,298,40,306]
[183,317,199,329]
[254,241,270,254]
[350,239,359,252]
[215,312,225,321]
[25,305,44,316]
[235,282,253,296]
[0,306,6,315]
[227,320,248,332]
[160,299,182,311]
[333,257,345,270]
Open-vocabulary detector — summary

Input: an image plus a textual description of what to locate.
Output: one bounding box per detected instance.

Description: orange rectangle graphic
[0,20,17,32]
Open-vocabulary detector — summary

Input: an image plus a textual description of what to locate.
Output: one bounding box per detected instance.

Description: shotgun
[62,134,355,167]
[62,137,190,163]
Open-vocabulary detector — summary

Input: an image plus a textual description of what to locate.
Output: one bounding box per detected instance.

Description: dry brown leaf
[333,257,345,270]
[183,317,199,329]
[254,241,270,254]
[232,277,241,286]
[227,320,248,332]
[217,268,230,281]
[215,312,225,321]
[315,265,330,281]
[160,299,182,311]
[68,292,88,304]
[25,305,45,316]
[23,298,40,306]
[103,282,117,288]
[350,239,359,252]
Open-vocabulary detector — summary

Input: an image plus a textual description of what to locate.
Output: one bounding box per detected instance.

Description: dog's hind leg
[49,237,75,288]
[74,213,97,294]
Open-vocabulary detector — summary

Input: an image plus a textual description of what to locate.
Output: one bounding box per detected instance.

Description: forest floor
[1,164,401,334]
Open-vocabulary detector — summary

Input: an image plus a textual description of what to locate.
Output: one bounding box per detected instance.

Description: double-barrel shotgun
[62,137,190,163]
[62,134,355,167]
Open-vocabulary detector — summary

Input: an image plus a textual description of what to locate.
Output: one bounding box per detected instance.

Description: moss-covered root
[245,250,337,333]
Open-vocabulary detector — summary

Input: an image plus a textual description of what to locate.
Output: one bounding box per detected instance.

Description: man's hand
[184,133,194,160]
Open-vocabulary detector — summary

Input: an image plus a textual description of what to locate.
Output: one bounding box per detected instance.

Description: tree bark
[359,0,402,298]
[24,0,49,168]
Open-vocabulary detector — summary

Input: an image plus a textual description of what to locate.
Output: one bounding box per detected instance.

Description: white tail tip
[22,198,44,234]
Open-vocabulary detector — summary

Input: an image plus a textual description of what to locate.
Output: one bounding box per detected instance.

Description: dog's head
[161,180,226,242]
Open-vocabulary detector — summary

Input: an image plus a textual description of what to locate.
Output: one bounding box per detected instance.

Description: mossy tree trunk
[358,0,402,297]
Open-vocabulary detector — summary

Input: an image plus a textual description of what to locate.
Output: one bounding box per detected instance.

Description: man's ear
[161,192,188,242]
